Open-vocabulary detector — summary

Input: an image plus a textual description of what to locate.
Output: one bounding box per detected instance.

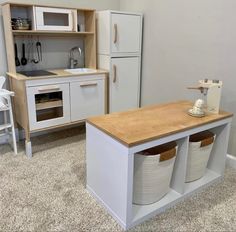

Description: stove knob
[213,79,220,83]
[204,78,208,83]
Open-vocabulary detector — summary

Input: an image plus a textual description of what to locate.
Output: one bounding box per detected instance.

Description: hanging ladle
[32,37,42,64]
[14,43,20,67]
[32,39,39,64]
[21,43,27,65]
[36,37,42,62]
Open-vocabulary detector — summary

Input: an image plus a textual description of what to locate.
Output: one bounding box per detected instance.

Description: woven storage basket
[185,131,216,183]
[133,141,177,205]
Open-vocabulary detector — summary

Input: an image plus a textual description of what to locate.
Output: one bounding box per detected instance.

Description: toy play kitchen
[2,2,107,157]
[2,3,143,158]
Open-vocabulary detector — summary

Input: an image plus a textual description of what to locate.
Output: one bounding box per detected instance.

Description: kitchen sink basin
[64,68,97,74]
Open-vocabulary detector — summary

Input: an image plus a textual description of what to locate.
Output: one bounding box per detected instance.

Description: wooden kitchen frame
[1,2,106,157]
[86,101,233,229]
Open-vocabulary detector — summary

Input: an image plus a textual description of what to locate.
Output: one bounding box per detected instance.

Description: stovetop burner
[19,70,57,77]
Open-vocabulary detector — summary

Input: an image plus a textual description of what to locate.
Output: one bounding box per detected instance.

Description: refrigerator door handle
[113,23,118,44]
[112,64,117,83]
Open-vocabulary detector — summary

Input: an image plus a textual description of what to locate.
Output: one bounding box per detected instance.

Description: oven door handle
[80,82,98,87]
[37,85,61,92]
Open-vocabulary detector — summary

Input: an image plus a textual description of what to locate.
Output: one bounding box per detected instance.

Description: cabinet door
[70,79,105,122]
[111,13,141,54]
[110,57,140,113]
[27,83,70,131]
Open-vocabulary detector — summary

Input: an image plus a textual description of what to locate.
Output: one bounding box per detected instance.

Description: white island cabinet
[86,101,233,230]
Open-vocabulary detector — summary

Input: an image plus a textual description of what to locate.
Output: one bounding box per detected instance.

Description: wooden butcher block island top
[87,101,233,147]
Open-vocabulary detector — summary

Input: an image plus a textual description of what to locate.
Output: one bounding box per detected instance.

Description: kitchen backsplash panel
[15,37,84,72]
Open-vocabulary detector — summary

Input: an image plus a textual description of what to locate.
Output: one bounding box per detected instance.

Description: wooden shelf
[36,100,63,111]
[12,30,94,36]
[36,110,63,122]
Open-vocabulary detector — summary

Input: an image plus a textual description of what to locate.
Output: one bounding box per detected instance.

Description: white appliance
[199,79,223,114]
[188,79,223,114]
[97,10,143,113]
[33,6,75,31]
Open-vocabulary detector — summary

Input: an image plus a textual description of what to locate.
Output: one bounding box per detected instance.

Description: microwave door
[34,7,74,31]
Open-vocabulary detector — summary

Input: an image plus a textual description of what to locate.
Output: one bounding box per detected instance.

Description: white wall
[120,0,236,156]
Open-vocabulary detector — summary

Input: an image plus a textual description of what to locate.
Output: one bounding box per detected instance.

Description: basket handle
[160,148,176,162]
[200,137,214,147]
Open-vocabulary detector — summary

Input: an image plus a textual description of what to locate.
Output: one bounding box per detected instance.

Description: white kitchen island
[86,101,233,230]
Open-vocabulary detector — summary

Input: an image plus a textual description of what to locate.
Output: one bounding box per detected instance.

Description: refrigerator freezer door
[111,13,142,54]
[110,57,140,113]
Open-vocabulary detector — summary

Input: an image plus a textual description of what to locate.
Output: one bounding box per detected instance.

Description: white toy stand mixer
[188,79,223,117]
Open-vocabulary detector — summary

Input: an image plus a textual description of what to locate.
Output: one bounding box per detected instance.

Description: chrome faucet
[69,46,82,69]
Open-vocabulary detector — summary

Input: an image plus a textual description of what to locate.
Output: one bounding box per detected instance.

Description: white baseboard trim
[226,154,236,169]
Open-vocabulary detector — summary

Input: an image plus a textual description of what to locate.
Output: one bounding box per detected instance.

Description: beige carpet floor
[0,126,236,232]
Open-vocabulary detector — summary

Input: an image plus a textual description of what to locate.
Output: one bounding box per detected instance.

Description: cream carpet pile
[0,126,236,231]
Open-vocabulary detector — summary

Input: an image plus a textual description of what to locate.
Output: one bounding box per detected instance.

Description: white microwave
[33,7,75,31]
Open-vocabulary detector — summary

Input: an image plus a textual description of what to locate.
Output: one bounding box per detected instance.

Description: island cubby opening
[130,123,230,228]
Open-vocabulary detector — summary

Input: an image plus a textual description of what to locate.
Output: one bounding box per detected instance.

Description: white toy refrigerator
[97,10,143,113]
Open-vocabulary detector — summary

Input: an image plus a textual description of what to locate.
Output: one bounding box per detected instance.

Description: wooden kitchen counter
[87,100,233,147]
[7,69,108,81]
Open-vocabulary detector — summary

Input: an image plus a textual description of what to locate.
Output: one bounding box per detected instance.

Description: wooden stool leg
[25,140,32,158]
[25,130,32,158]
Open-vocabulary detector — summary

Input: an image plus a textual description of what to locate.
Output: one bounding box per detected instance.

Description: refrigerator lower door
[110,57,140,113]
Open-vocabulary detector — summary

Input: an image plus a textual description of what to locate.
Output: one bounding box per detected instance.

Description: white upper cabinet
[97,11,142,56]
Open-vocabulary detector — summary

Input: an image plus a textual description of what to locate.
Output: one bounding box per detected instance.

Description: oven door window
[35,91,63,122]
